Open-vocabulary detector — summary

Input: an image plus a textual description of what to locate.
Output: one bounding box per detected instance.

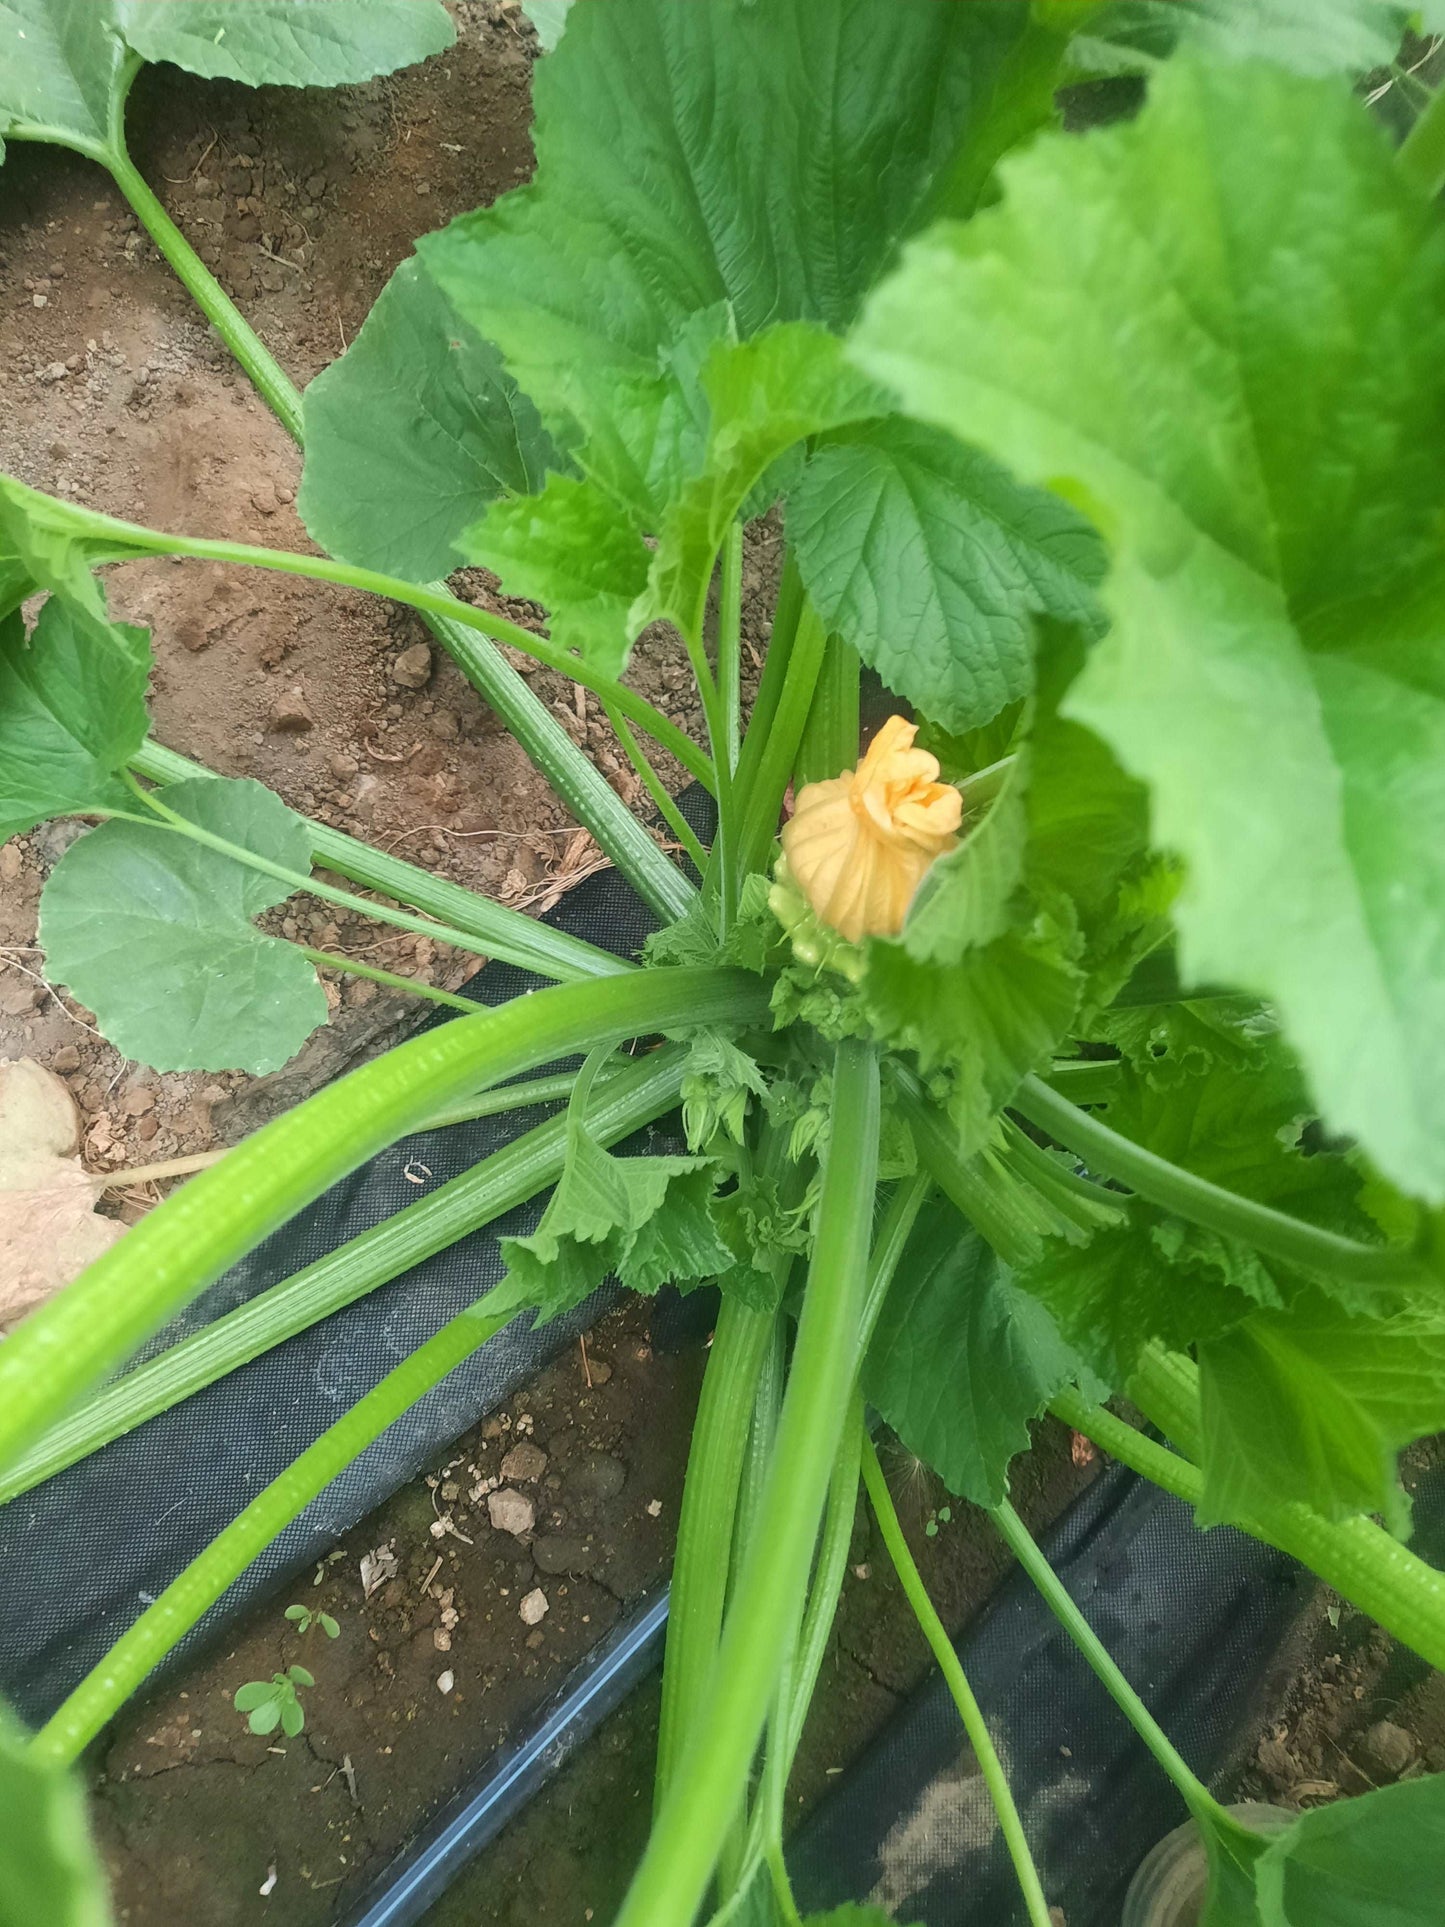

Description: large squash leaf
[299,259,560,583]
[855,60,1445,1202]
[414,0,1095,702]
[40,777,328,1073]
[0,598,150,839]
[0,0,453,165]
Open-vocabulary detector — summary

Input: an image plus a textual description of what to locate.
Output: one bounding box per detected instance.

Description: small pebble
[487,1487,535,1537]
[390,643,433,691]
[500,1441,548,1484]
[519,1588,549,1627]
[1361,1719,1417,1779]
[436,1670,454,1695]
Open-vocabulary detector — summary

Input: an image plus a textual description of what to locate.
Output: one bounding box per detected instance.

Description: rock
[1361,1720,1417,1779]
[50,1046,81,1075]
[0,983,41,1018]
[500,1441,548,1484]
[328,751,360,780]
[436,1670,455,1695]
[250,478,276,514]
[268,687,315,733]
[487,1487,535,1537]
[0,843,22,882]
[532,1535,590,1577]
[390,643,433,690]
[568,1450,626,1503]
[519,1588,549,1627]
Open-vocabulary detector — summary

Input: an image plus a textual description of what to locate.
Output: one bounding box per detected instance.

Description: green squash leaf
[1085,997,1272,1091]
[1092,1051,1362,1228]
[1018,1046,1376,1384]
[0,474,113,617]
[116,1,454,88]
[865,1203,1092,1507]
[460,473,653,677]
[900,752,1029,966]
[299,257,560,583]
[1198,1296,1445,1533]
[638,323,886,643]
[855,59,1445,1204]
[1020,1208,1277,1387]
[420,0,1053,495]
[39,776,328,1073]
[1255,1773,1445,1924]
[500,1122,732,1322]
[1078,0,1410,78]
[0,597,150,839]
[0,0,122,158]
[0,0,452,166]
[1020,624,1152,919]
[791,419,1105,734]
[864,910,1081,1157]
[520,0,570,51]
[0,1705,111,1927]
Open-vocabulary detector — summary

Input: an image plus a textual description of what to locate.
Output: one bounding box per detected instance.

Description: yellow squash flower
[780,715,962,942]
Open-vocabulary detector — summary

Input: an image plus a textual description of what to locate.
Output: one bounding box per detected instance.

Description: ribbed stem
[0,969,766,1474]
[130,738,625,984]
[654,1294,778,1807]
[2,1049,686,1506]
[615,1040,880,1927]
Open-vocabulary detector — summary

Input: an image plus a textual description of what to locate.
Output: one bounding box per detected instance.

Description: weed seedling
[233,1667,316,1740]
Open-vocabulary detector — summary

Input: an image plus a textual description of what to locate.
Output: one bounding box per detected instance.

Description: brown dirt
[90,1373,1093,1927]
[1234,1453,1445,1819]
[0,0,769,1162]
[426,1426,1094,1927]
[91,1297,706,1926]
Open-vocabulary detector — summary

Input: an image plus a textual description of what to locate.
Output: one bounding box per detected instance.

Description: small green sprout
[923,1505,952,1540]
[285,1602,340,1639]
[233,1666,315,1738]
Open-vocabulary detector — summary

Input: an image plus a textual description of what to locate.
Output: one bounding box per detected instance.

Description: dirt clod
[1361,1719,1417,1779]
[487,1488,535,1537]
[267,685,315,733]
[390,642,433,690]
[499,1441,548,1484]
[532,1535,590,1577]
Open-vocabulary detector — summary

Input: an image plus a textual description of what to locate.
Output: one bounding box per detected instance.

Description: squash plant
[4,2,1445,1922]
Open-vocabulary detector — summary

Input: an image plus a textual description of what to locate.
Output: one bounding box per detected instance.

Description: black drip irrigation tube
[347,1589,671,1927]
[342,1456,1357,1927]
